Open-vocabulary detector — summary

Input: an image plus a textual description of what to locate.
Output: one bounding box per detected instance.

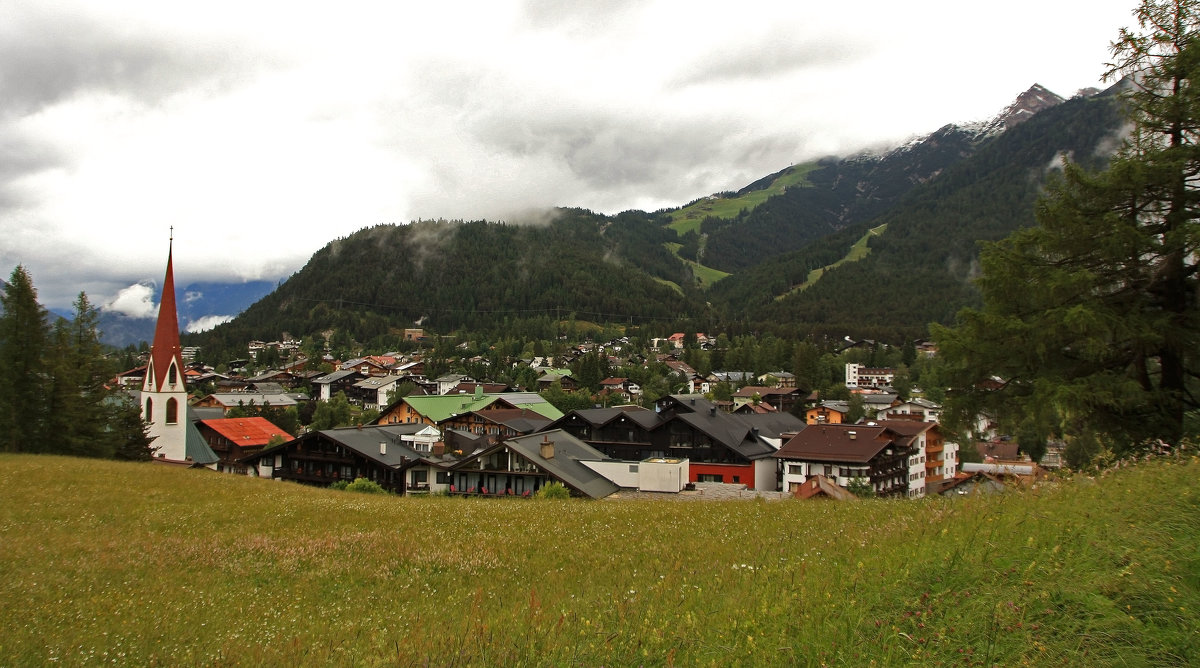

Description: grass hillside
[2,454,1196,666]
[667,164,818,235]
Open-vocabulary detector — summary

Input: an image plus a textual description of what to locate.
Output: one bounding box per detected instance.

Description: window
[165,398,178,424]
[697,474,723,483]
[145,398,153,422]
[788,464,803,475]
[436,472,451,484]
[628,465,638,473]
[168,364,177,386]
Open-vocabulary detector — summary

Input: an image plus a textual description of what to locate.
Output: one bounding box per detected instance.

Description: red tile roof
[199,417,289,448]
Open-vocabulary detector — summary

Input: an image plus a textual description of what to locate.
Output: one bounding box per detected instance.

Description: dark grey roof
[727,412,807,440]
[492,430,619,499]
[314,424,429,467]
[313,369,360,384]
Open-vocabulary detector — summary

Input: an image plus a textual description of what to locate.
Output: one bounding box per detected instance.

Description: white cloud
[185,314,234,333]
[103,283,157,319]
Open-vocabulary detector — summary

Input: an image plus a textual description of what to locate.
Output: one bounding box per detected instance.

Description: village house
[885,398,943,423]
[873,419,956,497]
[598,377,640,403]
[806,401,850,425]
[348,374,406,409]
[756,371,796,388]
[731,386,802,413]
[373,389,563,431]
[247,423,433,493]
[192,392,301,414]
[549,395,803,490]
[340,355,397,376]
[448,430,620,499]
[537,370,579,393]
[845,363,896,389]
[774,423,912,498]
[197,416,290,475]
[312,369,366,401]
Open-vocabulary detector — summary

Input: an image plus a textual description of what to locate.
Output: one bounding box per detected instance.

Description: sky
[0,0,1139,319]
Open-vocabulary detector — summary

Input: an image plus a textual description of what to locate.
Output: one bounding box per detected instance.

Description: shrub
[535,481,570,499]
[329,480,349,491]
[344,477,387,494]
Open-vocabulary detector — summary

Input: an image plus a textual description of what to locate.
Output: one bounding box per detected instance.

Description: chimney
[540,434,555,459]
[433,441,446,457]
[379,441,387,455]
[709,406,716,416]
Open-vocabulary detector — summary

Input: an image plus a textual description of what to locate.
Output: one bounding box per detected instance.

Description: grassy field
[663,243,731,288]
[667,163,819,236]
[777,224,888,301]
[1,454,1196,666]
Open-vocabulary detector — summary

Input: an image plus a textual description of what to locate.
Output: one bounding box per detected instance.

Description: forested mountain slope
[709,86,1125,339]
[190,210,706,356]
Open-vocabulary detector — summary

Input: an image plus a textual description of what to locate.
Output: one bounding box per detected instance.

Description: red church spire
[148,230,183,391]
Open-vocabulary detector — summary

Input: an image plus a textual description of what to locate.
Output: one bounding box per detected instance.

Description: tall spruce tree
[46,293,119,457]
[0,266,49,452]
[934,0,1200,457]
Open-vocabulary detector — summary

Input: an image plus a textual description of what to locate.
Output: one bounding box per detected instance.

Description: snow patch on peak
[971,83,1066,139]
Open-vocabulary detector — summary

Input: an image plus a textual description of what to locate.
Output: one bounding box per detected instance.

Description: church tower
[141,234,189,462]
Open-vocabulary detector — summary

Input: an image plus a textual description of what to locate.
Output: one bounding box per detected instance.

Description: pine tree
[0,266,48,452]
[934,0,1200,453]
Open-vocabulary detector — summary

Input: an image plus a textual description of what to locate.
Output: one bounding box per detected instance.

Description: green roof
[399,392,563,423]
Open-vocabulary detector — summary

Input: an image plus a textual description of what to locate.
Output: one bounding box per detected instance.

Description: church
[141,235,218,466]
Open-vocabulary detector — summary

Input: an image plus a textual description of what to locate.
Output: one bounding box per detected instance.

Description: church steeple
[146,231,183,393]
[141,229,190,462]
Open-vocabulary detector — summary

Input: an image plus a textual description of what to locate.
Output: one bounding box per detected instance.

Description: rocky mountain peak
[965,84,1067,139]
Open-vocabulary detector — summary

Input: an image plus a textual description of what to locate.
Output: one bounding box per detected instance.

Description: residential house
[197,416,290,475]
[874,419,956,497]
[845,363,896,389]
[549,395,804,490]
[711,371,755,385]
[806,401,850,425]
[312,369,366,401]
[341,356,397,376]
[114,365,147,389]
[885,398,943,423]
[350,374,406,409]
[374,390,564,430]
[774,423,912,497]
[192,392,300,414]
[537,370,579,393]
[757,371,797,388]
[448,430,620,499]
[731,386,802,413]
[434,373,473,395]
[598,377,640,403]
[858,391,899,419]
[247,423,434,493]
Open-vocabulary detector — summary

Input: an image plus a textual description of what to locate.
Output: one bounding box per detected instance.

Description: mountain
[710,84,1123,339]
[96,280,277,348]
[187,211,707,359]
[186,83,1128,359]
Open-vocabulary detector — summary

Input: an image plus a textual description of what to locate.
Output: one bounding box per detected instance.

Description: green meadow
[668,164,818,236]
[1,453,1196,666]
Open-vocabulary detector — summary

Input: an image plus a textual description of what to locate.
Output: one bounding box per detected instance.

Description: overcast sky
[1,0,1137,314]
